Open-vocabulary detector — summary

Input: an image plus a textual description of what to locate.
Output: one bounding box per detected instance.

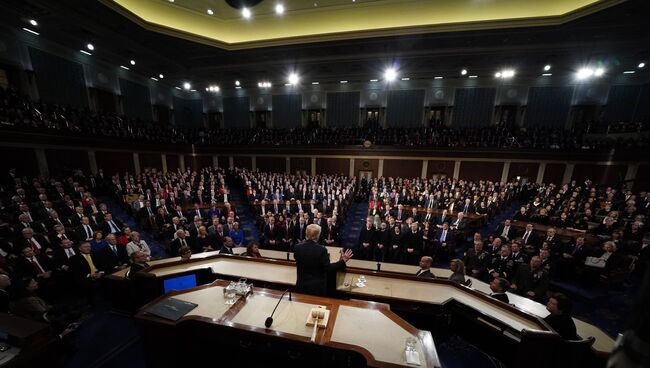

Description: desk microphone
[264,289,292,328]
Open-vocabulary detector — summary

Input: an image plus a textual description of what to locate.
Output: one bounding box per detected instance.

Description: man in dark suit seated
[510,256,550,302]
[126,251,149,279]
[13,244,53,281]
[294,224,353,296]
[436,209,451,228]
[463,240,491,280]
[14,228,52,256]
[520,223,539,255]
[489,277,510,303]
[219,236,235,254]
[432,222,455,259]
[44,210,69,232]
[96,234,129,273]
[495,219,516,242]
[544,293,578,340]
[99,213,124,236]
[320,217,339,247]
[74,216,97,243]
[415,256,435,278]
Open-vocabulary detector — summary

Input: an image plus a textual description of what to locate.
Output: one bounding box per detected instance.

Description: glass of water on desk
[225,281,236,305]
[405,336,417,351]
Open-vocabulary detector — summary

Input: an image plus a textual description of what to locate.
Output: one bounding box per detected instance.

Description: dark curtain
[272,94,302,128]
[119,78,152,120]
[29,47,87,107]
[633,84,650,124]
[452,88,496,127]
[525,86,574,128]
[223,96,250,128]
[386,89,425,127]
[91,88,117,113]
[603,85,641,123]
[173,97,203,128]
[326,92,360,127]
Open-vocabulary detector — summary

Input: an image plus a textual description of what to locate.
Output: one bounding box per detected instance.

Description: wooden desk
[135,280,440,368]
[510,220,600,246]
[114,248,616,354]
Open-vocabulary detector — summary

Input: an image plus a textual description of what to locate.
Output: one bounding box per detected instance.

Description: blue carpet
[227,186,260,244]
[340,202,369,250]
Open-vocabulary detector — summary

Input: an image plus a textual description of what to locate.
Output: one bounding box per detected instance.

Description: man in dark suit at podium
[294,224,352,296]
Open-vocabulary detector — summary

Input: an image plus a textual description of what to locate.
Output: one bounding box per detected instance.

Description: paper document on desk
[144,297,198,321]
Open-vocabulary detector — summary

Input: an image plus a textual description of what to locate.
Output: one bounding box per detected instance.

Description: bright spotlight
[576,68,594,80]
[242,7,251,19]
[495,72,502,78]
[461,69,468,75]
[502,70,515,78]
[275,4,285,14]
[384,68,397,81]
[235,80,241,86]
[29,19,38,26]
[594,68,605,77]
[86,43,94,51]
[130,60,136,65]
[159,74,164,79]
[183,82,191,90]
[207,9,214,15]
[288,73,299,85]
[544,65,551,71]
[639,62,646,69]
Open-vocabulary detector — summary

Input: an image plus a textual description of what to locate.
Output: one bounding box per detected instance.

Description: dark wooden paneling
[95,151,135,175]
[290,157,311,174]
[257,157,285,173]
[509,162,540,183]
[543,163,565,185]
[383,160,422,178]
[184,155,213,172]
[139,153,162,171]
[218,156,230,169]
[166,154,180,172]
[0,147,39,178]
[233,156,252,170]
[426,160,455,179]
[45,149,90,174]
[458,161,503,182]
[572,164,627,186]
[353,159,379,177]
[95,151,135,176]
[634,164,650,192]
[316,158,349,175]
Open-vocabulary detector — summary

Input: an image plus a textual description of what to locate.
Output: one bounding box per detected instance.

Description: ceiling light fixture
[207,9,214,15]
[384,68,397,82]
[120,65,130,70]
[401,77,410,81]
[151,77,158,81]
[639,62,646,69]
[434,76,443,80]
[183,82,191,90]
[312,82,319,85]
[544,65,551,71]
[22,28,39,35]
[542,73,552,76]
[369,79,378,82]
[623,71,635,74]
[288,73,299,85]
[130,60,136,65]
[275,4,285,15]
[242,7,251,19]
[159,74,164,79]
[576,68,594,80]
[468,75,478,78]
[86,43,94,51]
[495,72,502,78]
[235,80,241,86]
[594,68,605,77]
[461,69,468,75]
[340,80,348,84]
[29,19,38,26]
[79,50,92,56]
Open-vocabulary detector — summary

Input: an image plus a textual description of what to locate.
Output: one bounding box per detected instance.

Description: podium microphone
[264,289,292,328]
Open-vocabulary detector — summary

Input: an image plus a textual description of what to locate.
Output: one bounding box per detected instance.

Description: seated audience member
[195,226,216,253]
[229,222,244,248]
[117,226,132,246]
[170,230,194,258]
[510,256,549,302]
[555,235,589,279]
[544,293,578,340]
[513,207,529,222]
[448,259,466,284]
[0,274,10,313]
[489,277,510,303]
[220,236,235,255]
[10,277,51,321]
[241,242,262,258]
[89,230,107,253]
[495,219,516,241]
[463,240,491,280]
[13,244,53,282]
[179,246,192,261]
[96,234,129,273]
[520,223,539,254]
[415,256,435,278]
[488,245,515,281]
[125,231,151,259]
[126,251,149,279]
[15,227,52,256]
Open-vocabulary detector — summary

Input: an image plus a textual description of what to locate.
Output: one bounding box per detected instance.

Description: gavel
[310,310,325,343]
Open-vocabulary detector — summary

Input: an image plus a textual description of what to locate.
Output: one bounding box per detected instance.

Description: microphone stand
[264,289,292,328]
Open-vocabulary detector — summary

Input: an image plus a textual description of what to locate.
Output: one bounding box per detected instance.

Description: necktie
[110,245,118,256]
[441,230,446,241]
[148,208,153,216]
[31,257,45,273]
[85,225,92,238]
[109,221,119,233]
[523,232,529,243]
[502,226,508,237]
[66,248,74,257]
[84,254,97,274]
[181,238,186,247]
[28,238,40,255]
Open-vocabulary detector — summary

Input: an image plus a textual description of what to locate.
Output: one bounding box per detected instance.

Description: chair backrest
[563,336,596,367]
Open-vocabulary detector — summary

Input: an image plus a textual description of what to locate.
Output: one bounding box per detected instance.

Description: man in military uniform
[463,240,491,281]
[510,256,550,302]
[510,240,528,274]
[488,245,516,281]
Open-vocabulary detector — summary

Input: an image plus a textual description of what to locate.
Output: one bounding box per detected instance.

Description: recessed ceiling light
[542,73,552,76]
[544,65,551,71]
[168,0,174,2]
[130,60,136,65]
[288,73,299,84]
[79,50,92,56]
[235,80,241,86]
[312,81,319,85]
[159,74,164,79]
[29,19,38,26]
[623,71,635,74]
[384,68,397,81]
[120,65,130,70]
[340,80,348,84]
[151,77,159,81]
[22,28,39,35]
[461,69,468,75]
[369,79,378,82]
[401,77,410,81]
[183,82,191,90]
[275,4,285,15]
[235,86,242,89]
[495,72,502,78]
[501,69,515,78]
[175,86,181,90]
[639,62,646,69]
[190,89,196,92]
[86,43,94,51]
[576,68,593,80]
[468,75,478,78]
[207,9,214,15]
[242,7,251,19]
[434,76,443,80]
[594,68,605,77]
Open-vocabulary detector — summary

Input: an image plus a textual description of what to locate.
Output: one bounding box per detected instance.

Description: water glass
[405,337,417,352]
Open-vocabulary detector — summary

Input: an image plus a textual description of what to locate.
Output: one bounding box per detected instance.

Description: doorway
[358,170,373,181]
